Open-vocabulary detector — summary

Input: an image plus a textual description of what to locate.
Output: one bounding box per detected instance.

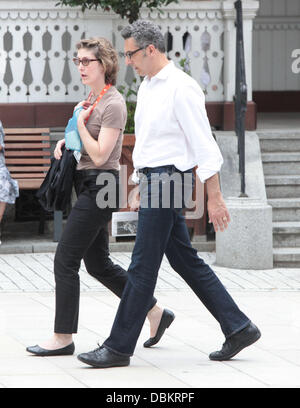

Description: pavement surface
[0,251,300,389]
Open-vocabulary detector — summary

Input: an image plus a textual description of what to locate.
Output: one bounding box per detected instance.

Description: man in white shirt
[78,20,261,368]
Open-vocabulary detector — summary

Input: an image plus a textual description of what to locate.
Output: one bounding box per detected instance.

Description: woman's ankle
[147,304,163,320]
[40,334,73,350]
[54,333,73,344]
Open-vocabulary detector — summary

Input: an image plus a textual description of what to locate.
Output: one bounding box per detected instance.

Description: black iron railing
[234,0,248,197]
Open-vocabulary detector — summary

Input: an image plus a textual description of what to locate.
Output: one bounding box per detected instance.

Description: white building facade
[253,0,300,112]
[0,0,261,130]
[1,0,300,128]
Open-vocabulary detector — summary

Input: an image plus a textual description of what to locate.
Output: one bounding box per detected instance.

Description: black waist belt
[139,165,176,175]
[77,169,119,177]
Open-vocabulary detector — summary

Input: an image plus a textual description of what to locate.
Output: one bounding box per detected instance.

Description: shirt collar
[145,60,175,82]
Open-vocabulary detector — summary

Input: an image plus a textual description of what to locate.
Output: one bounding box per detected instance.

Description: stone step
[268,198,300,221]
[258,132,300,153]
[0,232,215,254]
[265,175,300,198]
[112,240,216,253]
[259,135,300,267]
[2,220,65,236]
[273,247,300,268]
[273,221,300,247]
[273,221,300,233]
[262,152,300,175]
[258,130,300,138]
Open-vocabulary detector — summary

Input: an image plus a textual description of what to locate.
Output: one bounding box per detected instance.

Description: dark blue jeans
[54,170,157,334]
[103,166,250,356]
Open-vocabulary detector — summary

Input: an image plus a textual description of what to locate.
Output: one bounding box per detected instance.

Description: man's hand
[128,187,140,212]
[207,192,230,232]
[206,173,230,232]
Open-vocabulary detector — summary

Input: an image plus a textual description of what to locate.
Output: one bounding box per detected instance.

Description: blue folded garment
[65,107,83,151]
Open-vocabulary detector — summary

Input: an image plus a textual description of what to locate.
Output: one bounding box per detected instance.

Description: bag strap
[84,83,112,124]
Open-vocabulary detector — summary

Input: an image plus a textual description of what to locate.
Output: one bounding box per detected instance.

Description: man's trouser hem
[226,319,251,339]
[103,343,132,357]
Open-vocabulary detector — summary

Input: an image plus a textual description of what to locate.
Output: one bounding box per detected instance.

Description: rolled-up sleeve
[173,83,223,183]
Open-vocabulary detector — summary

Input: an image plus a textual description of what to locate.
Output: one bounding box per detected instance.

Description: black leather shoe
[143,308,175,348]
[26,342,75,356]
[77,345,130,368]
[209,322,261,361]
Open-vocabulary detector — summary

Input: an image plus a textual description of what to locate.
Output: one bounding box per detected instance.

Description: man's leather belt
[139,165,176,175]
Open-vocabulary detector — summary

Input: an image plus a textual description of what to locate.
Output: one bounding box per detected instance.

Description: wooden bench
[4,128,63,241]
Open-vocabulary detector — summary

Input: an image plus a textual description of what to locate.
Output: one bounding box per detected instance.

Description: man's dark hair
[121,20,166,53]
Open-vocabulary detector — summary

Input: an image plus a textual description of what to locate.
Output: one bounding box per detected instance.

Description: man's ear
[147,44,156,56]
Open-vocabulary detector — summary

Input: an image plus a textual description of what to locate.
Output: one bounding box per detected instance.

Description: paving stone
[0,252,300,293]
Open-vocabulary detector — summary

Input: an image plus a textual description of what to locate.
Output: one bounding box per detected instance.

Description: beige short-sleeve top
[77,86,127,171]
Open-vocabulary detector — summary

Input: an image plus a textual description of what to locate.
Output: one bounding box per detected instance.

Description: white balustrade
[0,0,259,104]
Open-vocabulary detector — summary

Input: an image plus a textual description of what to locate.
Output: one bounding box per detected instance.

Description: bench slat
[5,143,51,149]
[11,173,46,179]
[7,166,50,172]
[6,158,50,164]
[17,179,44,189]
[4,128,50,134]
[5,135,50,141]
[5,151,51,157]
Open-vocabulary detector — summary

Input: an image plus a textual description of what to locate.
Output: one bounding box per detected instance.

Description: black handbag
[36,147,76,212]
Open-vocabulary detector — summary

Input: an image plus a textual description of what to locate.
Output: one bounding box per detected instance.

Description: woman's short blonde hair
[76,37,119,86]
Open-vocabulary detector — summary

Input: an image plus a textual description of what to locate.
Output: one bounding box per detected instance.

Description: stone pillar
[221,0,259,130]
[242,1,260,102]
[222,0,259,102]
[222,1,236,103]
[216,197,273,269]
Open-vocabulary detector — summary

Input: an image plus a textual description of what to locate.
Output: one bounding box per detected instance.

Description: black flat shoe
[143,308,175,348]
[26,342,75,356]
[209,322,261,361]
[77,345,130,368]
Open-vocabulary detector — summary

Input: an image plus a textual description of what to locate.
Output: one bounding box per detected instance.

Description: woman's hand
[73,99,91,112]
[54,139,66,160]
[77,105,93,128]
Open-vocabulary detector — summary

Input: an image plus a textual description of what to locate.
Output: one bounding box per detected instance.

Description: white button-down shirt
[132,60,223,183]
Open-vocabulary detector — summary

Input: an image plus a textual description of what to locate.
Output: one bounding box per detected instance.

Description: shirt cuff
[196,167,220,184]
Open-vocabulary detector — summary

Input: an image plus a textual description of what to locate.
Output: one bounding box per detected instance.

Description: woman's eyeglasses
[73,57,101,66]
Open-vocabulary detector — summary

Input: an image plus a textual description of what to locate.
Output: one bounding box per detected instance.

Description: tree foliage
[56,0,178,23]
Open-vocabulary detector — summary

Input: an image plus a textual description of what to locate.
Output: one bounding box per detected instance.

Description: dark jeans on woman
[103,166,250,356]
[54,169,156,334]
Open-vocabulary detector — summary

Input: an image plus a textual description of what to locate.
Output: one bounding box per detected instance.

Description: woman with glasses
[0,121,19,245]
[27,37,174,357]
